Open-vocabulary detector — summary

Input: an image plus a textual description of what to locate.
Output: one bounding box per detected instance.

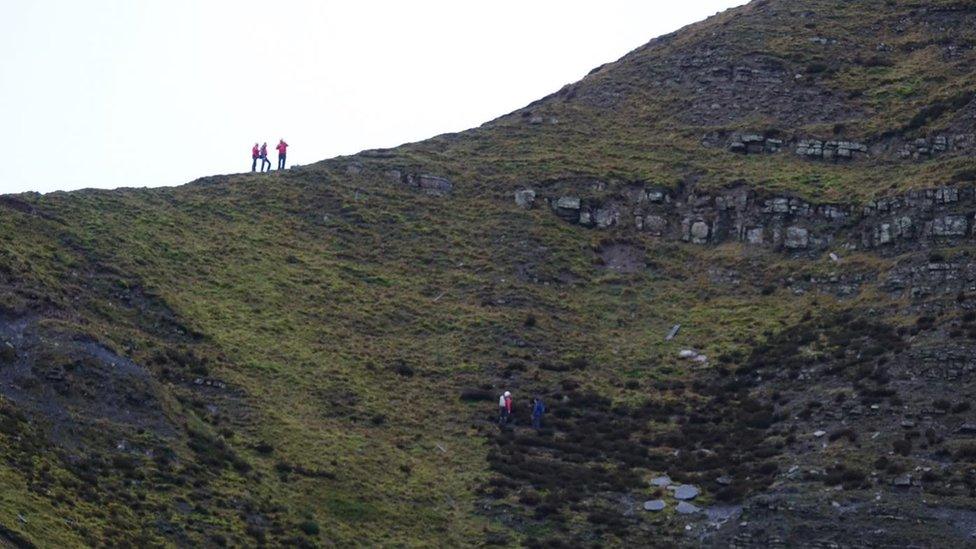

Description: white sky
[0,1,748,194]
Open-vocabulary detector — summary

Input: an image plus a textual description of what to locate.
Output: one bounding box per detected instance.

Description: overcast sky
[0,1,748,194]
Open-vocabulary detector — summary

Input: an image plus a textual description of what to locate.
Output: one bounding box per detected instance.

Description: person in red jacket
[251,143,260,172]
[259,142,271,172]
[276,139,288,170]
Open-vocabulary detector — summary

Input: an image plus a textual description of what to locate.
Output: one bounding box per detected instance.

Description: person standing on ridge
[276,139,288,170]
[531,397,546,430]
[504,391,513,423]
[251,143,260,172]
[259,142,272,172]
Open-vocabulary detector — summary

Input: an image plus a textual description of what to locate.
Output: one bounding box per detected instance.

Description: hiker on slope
[498,391,512,425]
[251,143,260,172]
[276,139,288,170]
[260,142,272,172]
[531,397,546,430]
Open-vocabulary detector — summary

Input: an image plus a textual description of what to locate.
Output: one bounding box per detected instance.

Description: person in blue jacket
[531,397,546,430]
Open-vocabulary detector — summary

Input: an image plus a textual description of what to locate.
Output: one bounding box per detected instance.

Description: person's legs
[532,415,540,429]
[252,158,257,172]
[278,154,286,169]
[262,158,271,171]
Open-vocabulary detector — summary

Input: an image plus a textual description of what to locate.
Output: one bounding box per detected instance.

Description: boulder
[555,196,581,211]
[673,485,700,500]
[935,187,958,204]
[514,189,536,209]
[876,223,893,245]
[417,175,453,196]
[643,500,666,512]
[933,215,968,237]
[650,475,673,488]
[746,227,764,245]
[644,215,667,236]
[765,139,784,153]
[784,227,809,249]
[690,221,710,244]
[595,207,620,229]
[768,198,790,213]
[647,190,667,203]
[822,205,847,220]
[676,502,701,514]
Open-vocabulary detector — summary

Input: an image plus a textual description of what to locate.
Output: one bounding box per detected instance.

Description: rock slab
[644,500,666,512]
[674,485,700,501]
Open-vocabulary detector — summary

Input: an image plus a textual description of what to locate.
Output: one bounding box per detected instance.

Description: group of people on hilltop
[497,391,546,429]
[251,139,289,172]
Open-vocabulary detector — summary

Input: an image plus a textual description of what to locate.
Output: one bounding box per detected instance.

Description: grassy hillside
[1,0,975,546]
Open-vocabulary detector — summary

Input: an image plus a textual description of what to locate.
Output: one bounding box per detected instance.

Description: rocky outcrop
[408,174,453,196]
[514,189,536,209]
[704,131,868,160]
[795,139,868,160]
[532,179,976,255]
[727,133,784,154]
[704,131,975,162]
[377,169,455,196]
[898,133,975,160]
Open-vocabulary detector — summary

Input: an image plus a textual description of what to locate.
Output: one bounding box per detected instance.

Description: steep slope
[1,0,976,546]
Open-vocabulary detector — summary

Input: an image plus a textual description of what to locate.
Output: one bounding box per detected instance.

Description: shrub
[893,438,912,456]
[299,520,320,536]
[824,464,867,489]
[955,443,976,462]
[393,361,414,377]
[828,428,857,443]
[459,389,493,402]
[953,168,976,183]
[0,344,16,364]
[806,62,829,74]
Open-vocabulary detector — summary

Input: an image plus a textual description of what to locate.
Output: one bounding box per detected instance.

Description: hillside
[2,0,976,546]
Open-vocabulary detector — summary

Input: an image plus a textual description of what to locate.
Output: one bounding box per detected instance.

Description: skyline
[0,1,748,194]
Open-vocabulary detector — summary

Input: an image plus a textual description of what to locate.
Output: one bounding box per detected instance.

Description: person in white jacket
[498,391,512,424]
